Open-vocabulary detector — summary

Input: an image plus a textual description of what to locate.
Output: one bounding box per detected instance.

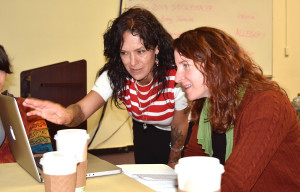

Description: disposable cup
[55,129,90,162]
[40,151,78,192]
[54,129,90,192]
[175,156,224,192]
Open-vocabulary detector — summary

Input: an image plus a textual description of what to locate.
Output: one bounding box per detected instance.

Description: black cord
[93,115,131,147]
[88,102,107,148]
[88,0,124,148]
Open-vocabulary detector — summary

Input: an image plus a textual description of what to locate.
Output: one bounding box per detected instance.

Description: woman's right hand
[23,98,73,126]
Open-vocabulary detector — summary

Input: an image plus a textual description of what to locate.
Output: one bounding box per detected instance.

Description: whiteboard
[121,0,273,76]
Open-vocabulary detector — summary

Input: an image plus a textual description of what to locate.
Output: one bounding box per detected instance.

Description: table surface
[0,163,155,192]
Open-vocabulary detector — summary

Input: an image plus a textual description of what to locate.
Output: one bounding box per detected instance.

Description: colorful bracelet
[169,142,184,152]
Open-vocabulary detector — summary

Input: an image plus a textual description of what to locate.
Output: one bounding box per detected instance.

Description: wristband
[169,142,184,152]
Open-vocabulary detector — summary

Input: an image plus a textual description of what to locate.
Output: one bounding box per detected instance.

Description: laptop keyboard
[34,155,43,170]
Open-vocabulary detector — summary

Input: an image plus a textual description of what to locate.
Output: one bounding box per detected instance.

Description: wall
[123,0,273,76]
[273,0,300,99]
[0,0,299,148]
[0,0,131,149]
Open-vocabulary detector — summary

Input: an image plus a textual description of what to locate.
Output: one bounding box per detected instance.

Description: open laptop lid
[86,153,122,177]
[0,94,122,182]
[0,94,42,182]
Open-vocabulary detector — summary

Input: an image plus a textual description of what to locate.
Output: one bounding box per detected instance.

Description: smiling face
[0,70,6,91]
[120,31,159,85]
[174,50,210,101]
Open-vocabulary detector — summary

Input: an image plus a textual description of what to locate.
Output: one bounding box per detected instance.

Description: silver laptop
[0,94,122,182]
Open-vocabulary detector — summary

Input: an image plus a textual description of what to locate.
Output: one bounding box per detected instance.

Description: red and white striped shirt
[92,69,187,131]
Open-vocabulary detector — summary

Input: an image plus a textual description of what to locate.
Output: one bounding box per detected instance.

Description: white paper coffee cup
[54,129,90,192]
[54,129,90,162]
[175,156,224,192]
[40,151,78,192]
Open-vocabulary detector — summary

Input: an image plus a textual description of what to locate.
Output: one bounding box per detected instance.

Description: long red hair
[173,27,283,132]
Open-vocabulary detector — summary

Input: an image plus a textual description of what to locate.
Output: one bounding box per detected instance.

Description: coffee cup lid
[40,151,78,175]
[175,156,224,175]
[54,129,90,141]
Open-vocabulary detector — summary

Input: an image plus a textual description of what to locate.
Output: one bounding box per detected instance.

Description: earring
[155,54,159,67]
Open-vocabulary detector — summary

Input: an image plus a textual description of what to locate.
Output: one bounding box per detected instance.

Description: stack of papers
[117,164,178,192]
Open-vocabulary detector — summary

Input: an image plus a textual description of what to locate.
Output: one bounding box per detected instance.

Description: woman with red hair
[174,27,300,191]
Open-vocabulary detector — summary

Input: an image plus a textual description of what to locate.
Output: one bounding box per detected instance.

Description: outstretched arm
[168,107,190,168]
[23,91,106,127]
[23,98,73,125]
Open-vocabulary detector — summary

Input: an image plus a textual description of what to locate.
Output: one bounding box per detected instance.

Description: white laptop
[0,94,122,182]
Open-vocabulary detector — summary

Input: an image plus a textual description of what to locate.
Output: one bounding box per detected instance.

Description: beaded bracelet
[169,142,184,152]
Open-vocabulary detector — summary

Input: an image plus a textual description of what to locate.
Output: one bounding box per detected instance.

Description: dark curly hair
[173,27,283,132]
[0,45,13,74]
[97,7,175,108]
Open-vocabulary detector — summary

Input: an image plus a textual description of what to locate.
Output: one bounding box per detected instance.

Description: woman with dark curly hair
[23,7,189,168]
[174,27,300,191]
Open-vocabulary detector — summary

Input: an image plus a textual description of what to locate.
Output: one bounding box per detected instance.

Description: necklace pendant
[143,123,147,130]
